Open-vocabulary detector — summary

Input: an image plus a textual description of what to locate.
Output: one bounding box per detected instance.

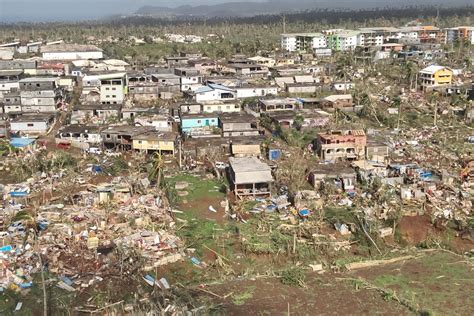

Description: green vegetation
[279,267,306,287]
[232,286,256,305]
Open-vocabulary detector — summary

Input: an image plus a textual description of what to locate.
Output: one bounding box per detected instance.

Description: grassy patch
[356,252,474,315]
[232,286,256,305]
[167,173,226,205]
[279,267,306,287]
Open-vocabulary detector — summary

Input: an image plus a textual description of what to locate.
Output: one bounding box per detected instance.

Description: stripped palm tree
[148,152,164,188]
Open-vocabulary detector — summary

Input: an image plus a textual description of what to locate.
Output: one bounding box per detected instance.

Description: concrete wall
[42,51,103,60]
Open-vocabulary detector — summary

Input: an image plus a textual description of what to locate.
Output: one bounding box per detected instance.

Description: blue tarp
[10,138,35,148]
[91,165,103,173]
[0,245,13,252]
[9,191,28,197]
[299,209,311,217]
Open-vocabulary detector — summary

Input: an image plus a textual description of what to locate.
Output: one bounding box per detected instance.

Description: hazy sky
[0,0,471,22]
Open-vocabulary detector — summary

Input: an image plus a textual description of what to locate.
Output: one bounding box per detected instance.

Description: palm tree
[148,152,164,188]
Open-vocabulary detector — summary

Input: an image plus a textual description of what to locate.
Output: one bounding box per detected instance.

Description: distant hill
[135,0,474,18]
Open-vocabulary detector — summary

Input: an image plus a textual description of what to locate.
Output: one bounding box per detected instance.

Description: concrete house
[0,60,37,75]
[98,73,127,105]
[175,68,203,92]
[127,73,158,102]
[234,85,278,99]
[285,83,318,94]
[20,90,58,113]
[180,113,219,135]
[72,103,121,124]
[322,94,354,111]
[19,77,62,113]
[202,102,241,114]
[0,70,21,98]
[193,84,236,103]
[230,137,264,157]
[259,98,299,112]
[2,91,22,113]
[132,131,176,154]
[101,126,155,150]
[10,113,55,135]
[56,124,104,147]
[219,113,260,137]
[165,56,188,67]
[19,77,57,91]
[229,157,273,199]
[365,140,389,163]
[225,64,269,77]
[315,130,367,162]
[180,103,203,115]
[134,114,172,132]
[419,65,453,90]
[309,163,356,193]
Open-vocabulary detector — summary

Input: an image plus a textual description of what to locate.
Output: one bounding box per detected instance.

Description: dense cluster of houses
[0,30,473,199]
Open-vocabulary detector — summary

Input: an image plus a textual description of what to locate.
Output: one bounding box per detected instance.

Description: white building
[10,114,55,135]
[194,84,236,102]
[202,102,241,114]
[235,85,278,99]
[41,44,103,60]
[281,33,327,52]
[97,73,126,105]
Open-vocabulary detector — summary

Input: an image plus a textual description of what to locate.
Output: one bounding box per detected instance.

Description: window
[106,87,110,90]
[138,140,142,144]
[112,95,116,98]
[27,123,34,127]
[112,87,116,91]
[106,134,111,138]
[197,120,202,123]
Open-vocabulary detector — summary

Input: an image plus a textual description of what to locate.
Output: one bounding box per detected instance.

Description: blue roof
[10,138,36,148]
[208,83,234,91]
[195,83,235,94]
[195,85,214,94]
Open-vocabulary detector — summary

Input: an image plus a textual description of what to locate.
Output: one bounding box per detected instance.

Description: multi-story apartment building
[446,26,474,45]
[325,30,359,51]
[281,33,327,52]
[357,27,399,47]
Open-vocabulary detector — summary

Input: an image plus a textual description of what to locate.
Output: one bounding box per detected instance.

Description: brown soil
[180,196,227,223]
[398,215,474,253]
[398,214,434,244]
[196,273,411,315]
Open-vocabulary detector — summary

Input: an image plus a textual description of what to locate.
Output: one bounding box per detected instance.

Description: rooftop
[41,44,103,53]
[19,77,57,83]
[229,157,272,174]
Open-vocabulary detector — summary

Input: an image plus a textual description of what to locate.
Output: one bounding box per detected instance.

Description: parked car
[87,147,103,155]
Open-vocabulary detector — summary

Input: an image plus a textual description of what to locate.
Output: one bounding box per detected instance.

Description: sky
[0,0,471,23]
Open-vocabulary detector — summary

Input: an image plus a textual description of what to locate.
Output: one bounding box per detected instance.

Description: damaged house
[309,163,357,193]
[315,129,367,162]
[228,157,273,199]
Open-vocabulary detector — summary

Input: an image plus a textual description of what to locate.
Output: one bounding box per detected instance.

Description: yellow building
[419,65,453,90]
[132,131,176,154]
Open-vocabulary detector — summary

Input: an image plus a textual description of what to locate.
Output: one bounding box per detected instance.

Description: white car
[87,147,103,155]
